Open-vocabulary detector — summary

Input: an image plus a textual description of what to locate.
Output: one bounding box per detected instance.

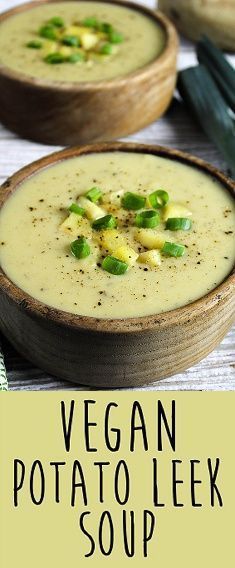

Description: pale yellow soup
[0,152,235,318]
[0,152,234,319]
[0,1,165,82]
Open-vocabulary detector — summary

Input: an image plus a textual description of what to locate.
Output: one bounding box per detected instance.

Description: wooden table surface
[0,0,234,390]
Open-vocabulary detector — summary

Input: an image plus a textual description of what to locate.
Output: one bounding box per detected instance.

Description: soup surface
[0,151,234,319]
[0,1,165,82]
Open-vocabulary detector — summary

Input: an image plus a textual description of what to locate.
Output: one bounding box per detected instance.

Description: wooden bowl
[0,0,178,145]
[0,142,234,387]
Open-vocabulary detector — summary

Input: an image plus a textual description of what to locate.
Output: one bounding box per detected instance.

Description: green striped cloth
[0,343,8,391]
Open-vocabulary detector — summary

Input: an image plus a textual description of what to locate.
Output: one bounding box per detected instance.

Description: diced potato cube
[135,229,166,250]
[163,203,192,221]
[60,212,91,238]
[138,250,162,267]
[80,32,99,50]
[77,217,92,238]
[60,212,79,235]
[96,229,126,252]
[77,197,105,221]
[74,26,94,36]
[42,40,58,57]
[63,26,82,37]
[114,245,138,267]
[59,45,73,57]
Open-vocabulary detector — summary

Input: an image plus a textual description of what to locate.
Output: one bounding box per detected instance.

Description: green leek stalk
[197,36,235,113]
[177,65,235,178]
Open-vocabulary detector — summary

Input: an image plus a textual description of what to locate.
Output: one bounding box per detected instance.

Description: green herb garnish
[161,242,185,257]
[69,203,85,216]
[135,210,160,229]
[39,25,58,40]
[121,192,146,210]
[99,43,113,55]
[149,190,169,209]
[71,236,90,259]
[100,22,113,34]
[85,187,102,203]
[48,17,65,28]
[109,30,123,44]
[166,218,192,231]
[62,35,81,47]
[82,17,99,28]
[92,215,117,231]
[67,52,85,63]
[102,256,128,275]
[44,52,66,64]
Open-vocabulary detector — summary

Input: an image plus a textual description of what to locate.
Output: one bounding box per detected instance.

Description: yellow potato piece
[77,197,105,221]
[163,202,192,221]
[97,229,126,253]
[138,250,162,267]
[62,25,82,37]
[135,228,166,250]
[59,45,73,57]
[60,212,91,238]
[80,32,99,50]
[114,245,138,267]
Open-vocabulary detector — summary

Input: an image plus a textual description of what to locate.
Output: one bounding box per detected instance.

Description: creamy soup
[0,1,165,82]
[0,151,234,319]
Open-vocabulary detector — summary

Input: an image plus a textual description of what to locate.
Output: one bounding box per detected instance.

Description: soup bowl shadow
[0,0,178,146]
[0,142,234,387]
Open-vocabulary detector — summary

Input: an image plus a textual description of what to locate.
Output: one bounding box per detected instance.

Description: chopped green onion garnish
[62,35,81,47]
[85,187,102,202]
[48,17,64,28]
[161,242,185,257]
[69,203,85,216]
[121,192,146,210]
[68,52,85,63]
[71,236,90,259]
[82,17,99,28]
[166,218,192,231]
[109,30,123,44]
[100,43,113,55]
[102,256,128,275]
[39,25,58,40]
[92,215,117,231]
[100,22,113,34]
[44,52,66,64]
[149,189,169,209]
[26,40,42,49]
[135,210,160,229]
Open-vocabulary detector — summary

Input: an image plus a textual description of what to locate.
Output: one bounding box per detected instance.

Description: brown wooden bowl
[0,142,234,388]
[0,0,178,146]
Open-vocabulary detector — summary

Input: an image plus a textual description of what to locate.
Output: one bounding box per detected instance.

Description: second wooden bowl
[0,0,178,145]
[0,142,234,387]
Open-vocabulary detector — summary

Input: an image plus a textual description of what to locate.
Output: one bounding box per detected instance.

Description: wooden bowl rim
[0,0,178,91]
[0,141,234,334]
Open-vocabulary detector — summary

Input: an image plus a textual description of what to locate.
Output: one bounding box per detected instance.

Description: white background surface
[0,0,234,390]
